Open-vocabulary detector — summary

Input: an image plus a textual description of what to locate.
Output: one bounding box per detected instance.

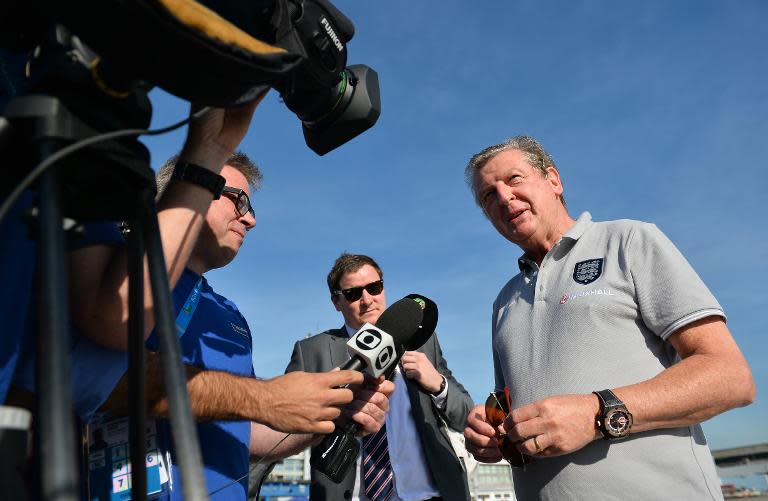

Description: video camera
[1,0,380,156]
[0,0,381,219]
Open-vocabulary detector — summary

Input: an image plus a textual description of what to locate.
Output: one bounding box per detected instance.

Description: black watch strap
[594,389,622,409]
[171,161,226,199]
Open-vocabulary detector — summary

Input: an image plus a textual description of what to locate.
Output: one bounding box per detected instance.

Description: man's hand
[401,351,443,393]
[180,97,264,170]
[464,404,503,463]
[338,376,395,436]
[504,394,601,457]
[254,370,364,434]
[250,375,395,460]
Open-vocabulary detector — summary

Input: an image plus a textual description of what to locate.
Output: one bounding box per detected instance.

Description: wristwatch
[593,389,633,439]
[430,375,447,396]
[171,161,226,199]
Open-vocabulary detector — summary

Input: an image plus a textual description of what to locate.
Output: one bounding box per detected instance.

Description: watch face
[605,408,633,437]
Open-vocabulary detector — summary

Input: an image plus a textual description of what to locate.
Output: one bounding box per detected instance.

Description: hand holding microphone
[334,325,397,435]
[336,376,393,436]
[311,294,437,483]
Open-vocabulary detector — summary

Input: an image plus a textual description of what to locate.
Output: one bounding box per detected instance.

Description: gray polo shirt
[493,212,724,500]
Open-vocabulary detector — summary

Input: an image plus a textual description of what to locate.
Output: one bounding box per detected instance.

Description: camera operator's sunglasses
[485,389,534,469]
[222,187,254,218]
[334,280,384,302]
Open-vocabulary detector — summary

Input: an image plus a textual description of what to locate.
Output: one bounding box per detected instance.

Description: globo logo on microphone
[374,346,395,371]
[356,328,383,351]
[346,323,397,377]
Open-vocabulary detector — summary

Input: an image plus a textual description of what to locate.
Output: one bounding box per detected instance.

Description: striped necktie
[361,423,394,501]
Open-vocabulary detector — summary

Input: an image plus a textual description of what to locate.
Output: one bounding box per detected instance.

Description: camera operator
[85,102,393,500]
[3,99,393,500]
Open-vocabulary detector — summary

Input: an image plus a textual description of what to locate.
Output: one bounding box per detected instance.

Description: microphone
[403,293,438,351]
[339,296,424,377]
[311,295,436,483]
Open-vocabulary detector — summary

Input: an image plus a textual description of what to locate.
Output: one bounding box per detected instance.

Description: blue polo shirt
[145,269,254,500]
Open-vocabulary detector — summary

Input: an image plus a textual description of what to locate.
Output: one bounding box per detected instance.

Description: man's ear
[331,294,342,312]
[546,166,564,197]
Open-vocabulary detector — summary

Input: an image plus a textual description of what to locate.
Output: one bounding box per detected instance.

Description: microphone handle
[339,356,366,372]
[311,421,360,483]
[337,356,368,389]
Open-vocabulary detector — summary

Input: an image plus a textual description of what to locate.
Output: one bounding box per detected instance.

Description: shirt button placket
[536,268,545,300]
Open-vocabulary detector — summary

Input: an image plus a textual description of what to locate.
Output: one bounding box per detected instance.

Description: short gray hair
[155,151,262,199]
[464,135,565,208]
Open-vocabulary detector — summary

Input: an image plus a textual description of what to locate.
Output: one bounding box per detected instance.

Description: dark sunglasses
[221,186,254,218]
[334,280,384,302]
[485,389,534,469]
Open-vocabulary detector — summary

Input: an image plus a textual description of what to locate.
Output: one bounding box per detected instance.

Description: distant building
[267,450,310,483]
[447,424,516,500]
[713,443,768,478]
[250,450,310,501]
[468,461,516,501]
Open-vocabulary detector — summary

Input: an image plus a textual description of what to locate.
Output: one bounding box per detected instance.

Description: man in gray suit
[285,253,473,501]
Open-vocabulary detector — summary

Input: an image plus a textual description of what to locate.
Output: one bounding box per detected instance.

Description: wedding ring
[533,435,542,453]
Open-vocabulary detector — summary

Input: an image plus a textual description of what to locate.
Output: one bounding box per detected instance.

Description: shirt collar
[517,211,593,271]
[562,211,593,241]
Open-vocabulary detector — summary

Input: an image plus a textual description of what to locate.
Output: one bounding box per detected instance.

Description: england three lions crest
[573,258,604,285]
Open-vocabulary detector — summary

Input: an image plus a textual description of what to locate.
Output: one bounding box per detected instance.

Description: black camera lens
[297,64,380,155]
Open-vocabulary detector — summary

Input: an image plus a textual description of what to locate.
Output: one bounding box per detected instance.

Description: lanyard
[85,275,205,501]
[175,277,203,336]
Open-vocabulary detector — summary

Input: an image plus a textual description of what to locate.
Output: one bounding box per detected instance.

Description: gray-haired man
[463,136,754,500]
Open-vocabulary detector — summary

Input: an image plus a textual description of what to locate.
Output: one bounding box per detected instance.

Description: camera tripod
[1,94,209,501]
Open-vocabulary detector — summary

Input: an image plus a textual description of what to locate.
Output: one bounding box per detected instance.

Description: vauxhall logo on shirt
[560,288,615,305]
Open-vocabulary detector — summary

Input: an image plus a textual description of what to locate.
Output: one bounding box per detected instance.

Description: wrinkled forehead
[474,151,537,185]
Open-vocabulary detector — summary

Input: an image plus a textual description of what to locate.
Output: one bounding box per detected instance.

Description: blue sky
[142,0,767,450]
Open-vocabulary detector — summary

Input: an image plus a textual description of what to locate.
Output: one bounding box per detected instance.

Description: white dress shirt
[344,324,445,501]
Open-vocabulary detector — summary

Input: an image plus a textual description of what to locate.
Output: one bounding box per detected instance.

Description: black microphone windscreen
[375,298,423,350]
[404,294,438,350]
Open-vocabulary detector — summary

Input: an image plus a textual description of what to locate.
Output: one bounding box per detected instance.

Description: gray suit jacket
[285,327,473,501]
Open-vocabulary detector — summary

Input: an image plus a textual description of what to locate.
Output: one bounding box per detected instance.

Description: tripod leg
[140,198,207,501]
[36,164,79,501]
[126,213,147,501]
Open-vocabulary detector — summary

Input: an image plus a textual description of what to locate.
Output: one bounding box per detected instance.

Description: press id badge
[86,416,172,500]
